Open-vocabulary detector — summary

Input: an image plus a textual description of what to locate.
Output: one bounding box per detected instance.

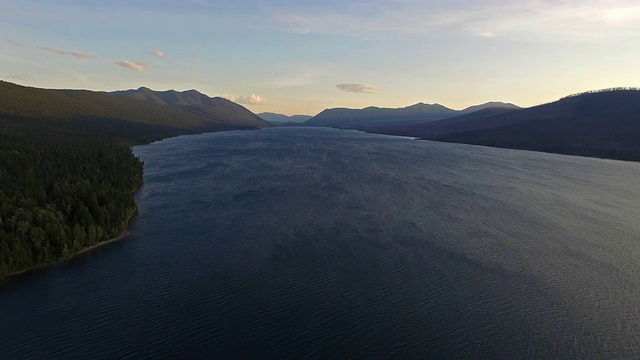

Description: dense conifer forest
[0,81,265,281]
[0,131,142,279]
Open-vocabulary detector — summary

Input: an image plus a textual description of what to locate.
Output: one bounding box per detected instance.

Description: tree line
[560,87,640,99]
[0,126,143,280]
[0,81,264,282]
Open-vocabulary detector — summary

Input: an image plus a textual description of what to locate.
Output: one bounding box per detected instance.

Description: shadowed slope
[0,81,264,144]
[302,102,519,129]
[364,89,640,161]
[432,90,640,161]
[112,87,271,128]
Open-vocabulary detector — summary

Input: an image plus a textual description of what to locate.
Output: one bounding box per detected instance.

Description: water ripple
[2,128,640,358]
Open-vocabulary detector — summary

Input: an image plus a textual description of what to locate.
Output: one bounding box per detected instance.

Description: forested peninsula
[0,81,268,281]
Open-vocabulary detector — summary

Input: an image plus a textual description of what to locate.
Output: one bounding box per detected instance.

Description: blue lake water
[2,127,640,358]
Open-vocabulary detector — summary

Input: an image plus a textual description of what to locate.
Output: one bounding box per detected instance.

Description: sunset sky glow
[1,0,639,115]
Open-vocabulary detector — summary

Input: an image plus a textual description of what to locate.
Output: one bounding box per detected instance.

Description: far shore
[1,230,131,284]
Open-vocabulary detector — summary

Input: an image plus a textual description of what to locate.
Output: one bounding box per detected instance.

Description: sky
[1,0,639,115]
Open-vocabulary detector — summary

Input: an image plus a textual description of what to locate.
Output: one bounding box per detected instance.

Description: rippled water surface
[2,127,640,359]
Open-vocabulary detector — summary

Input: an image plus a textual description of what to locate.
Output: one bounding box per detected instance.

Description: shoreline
[74,230,130,257]
[1,229,132,285]
[1,167,143,287]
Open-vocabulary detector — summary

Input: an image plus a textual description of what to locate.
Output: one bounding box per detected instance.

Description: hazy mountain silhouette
[364,107,520,137]
[302,102,519,128]
[112,87,270,128]
[369,89,640,161]
[0,81,265,144]
[4,81,638,161]
[258,112,312,125]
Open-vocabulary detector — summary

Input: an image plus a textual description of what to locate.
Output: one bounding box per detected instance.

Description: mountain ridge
[301,101,519,128]
[0,81,268,145]
[0,81,270,280]
[258,112,312,125]
[365,89,640,161]
[112,87,270,129]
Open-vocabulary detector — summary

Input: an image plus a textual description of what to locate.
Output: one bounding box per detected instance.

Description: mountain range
[357,89,640,161]
[0,81,269,144]
[427,89,640,161]
[301,102,519,129]
[2,80,639,161]
[285,88,640,161]
[112,87,270,129]
[2,81,639,283]
[257,112,312,125]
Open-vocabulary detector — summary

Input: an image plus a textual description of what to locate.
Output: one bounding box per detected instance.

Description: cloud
[146,50,166,57]
[336,83,376,93]
[6,39,22,46]
[227,94,267,105]
[38,46,96,59]
[69,52,95,59]
[2,74,31,81]
[114,60,153,72]
[39,47,67,55]
[191,54,201,59]
[272,1,640,43]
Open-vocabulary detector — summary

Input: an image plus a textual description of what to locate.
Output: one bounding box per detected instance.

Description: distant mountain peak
[361,89,640,161]
[301,100,525,129]
[111,87,270,128]
[411,102,431,106]
[459,101,520,114]
[303,102,459,128]
[257,112,313,124]
[407,102,443,108]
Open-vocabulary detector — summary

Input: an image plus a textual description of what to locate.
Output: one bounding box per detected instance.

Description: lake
[2,127,640,358]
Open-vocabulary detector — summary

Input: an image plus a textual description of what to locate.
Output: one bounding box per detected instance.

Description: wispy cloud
[114,60,153,72]
[457,1,640,41]
[2,74,31,81]
[191,54,201,59]
[336,83,376,93]
[272,1,640,43]
[227,94,267,105]
[39,47,67,55]
[6,39,22,46]
[146,50,166,57]
[37,46,96,59]
[70,52,95,59]
[273,13,312,35]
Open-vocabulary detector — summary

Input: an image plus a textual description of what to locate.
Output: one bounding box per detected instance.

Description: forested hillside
[364,89,640,162]
[111,87,271,128]
[0,81,262,281]
[0,135,141,278]
[429,89,640,161]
